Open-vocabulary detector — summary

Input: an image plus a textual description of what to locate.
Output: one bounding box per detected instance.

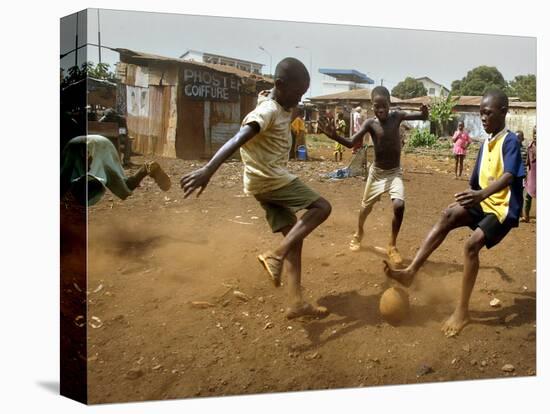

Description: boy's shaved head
[372,86,391,101]
[483,89,509,109]
[275,57,310,83]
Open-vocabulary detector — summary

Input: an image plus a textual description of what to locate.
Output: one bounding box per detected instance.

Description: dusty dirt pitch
[83,146,536,404]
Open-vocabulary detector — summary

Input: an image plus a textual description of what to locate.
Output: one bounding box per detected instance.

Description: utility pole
[75,12,79,67]
[258,46,272,76]
[97,9,102,64]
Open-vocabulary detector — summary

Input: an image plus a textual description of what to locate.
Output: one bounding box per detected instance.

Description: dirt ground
[84,142,536,404]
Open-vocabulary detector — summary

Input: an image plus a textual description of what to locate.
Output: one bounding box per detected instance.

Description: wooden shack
[115,48,274,159]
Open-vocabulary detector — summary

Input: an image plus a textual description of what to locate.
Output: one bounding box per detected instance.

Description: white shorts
[361,166,405,208]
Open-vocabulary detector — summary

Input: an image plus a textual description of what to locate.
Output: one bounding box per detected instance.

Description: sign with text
[182,67,240,102]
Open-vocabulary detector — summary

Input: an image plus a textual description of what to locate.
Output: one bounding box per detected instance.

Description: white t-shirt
[240,97,297,195]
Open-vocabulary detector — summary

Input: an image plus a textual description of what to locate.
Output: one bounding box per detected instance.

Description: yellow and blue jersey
[469,129,525,225]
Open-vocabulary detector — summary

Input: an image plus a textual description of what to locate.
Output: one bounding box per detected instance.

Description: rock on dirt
[501,364,515,372]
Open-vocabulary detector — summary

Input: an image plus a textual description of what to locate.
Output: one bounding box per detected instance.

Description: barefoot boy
[61,135,171,206]
[180,58,331,319]
[319,86,428,264]
[385,90,525,337]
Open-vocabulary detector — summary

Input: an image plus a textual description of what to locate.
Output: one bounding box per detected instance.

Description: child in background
[452,121,471,179]
[334,113,346,162]
[521,125,537,222]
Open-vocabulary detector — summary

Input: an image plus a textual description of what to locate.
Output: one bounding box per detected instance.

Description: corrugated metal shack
[115,48,274,159]
[398,96,537,139]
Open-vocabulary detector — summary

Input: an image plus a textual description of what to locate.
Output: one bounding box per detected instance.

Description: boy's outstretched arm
[180,123,259,198]
[400,104,429,121]
[318,117,368,149]
[454,172,514,208]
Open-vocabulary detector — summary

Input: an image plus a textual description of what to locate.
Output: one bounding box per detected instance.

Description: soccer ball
[379,287,410,324]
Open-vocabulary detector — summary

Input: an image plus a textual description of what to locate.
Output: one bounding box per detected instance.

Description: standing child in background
[351,107,365,154]
[319,86,428,265]
[333,113,346,162]
[516,130,528,171]
[291,108,307,159]
[385,90,525,337]
[452,121,471,179]
[180,58,331,320]
[521,125,537,222]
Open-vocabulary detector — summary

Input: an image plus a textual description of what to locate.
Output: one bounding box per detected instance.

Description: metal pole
[75,12,79,67]
[259,46,272,76]
[97,9,102,64]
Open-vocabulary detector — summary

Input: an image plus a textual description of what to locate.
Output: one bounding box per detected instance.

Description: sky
[60,8,536,98]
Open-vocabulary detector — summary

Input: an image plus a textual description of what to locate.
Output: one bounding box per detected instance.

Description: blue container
[297,145,307,161]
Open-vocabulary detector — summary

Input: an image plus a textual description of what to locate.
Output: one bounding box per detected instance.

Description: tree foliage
[391,77,428,99]
[450,66,507,96]
[508,74,536,101]
[61,61,116,88]
[429,94,458,137]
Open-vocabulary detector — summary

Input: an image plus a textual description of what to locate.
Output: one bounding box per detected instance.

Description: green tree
[61,61,116,88]
[450,66,508,96]
[429,94,458,137]
[508,74,536,101]
[391,77,428,99]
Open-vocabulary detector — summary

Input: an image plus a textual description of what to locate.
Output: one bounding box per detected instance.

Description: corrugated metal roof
[115,48,274,84]
[180,49,264,67]
[310,88,402,103]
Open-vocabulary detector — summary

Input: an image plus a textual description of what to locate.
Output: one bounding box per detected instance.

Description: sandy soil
[81,144,536,404]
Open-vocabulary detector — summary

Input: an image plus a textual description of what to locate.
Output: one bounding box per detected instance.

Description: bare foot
[383,260,414,287]
[286,302,329,320]
[146,161,171,191]
[257,253,283,287]
[349,233,362,252]
[387,245,403,265]
[441,310,470,337]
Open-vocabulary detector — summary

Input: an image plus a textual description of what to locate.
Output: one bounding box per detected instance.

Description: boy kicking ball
[384,90,525,337]
[181,58,331,320]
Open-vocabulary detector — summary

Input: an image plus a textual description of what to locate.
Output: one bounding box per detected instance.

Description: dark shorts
[254,178,321,233]
[467,205,514,249]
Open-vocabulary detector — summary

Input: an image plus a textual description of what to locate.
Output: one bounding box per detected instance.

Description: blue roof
[319,68,374,84]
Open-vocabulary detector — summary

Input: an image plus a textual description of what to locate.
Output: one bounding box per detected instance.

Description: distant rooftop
[180,49,264,67]
[319,68,374,84]
[310,88,402,103]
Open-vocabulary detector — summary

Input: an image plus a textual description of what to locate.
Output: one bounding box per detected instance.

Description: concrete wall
[456,108,536,141]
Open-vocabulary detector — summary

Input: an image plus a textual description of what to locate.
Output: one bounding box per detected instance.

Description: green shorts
[254,178,321,233]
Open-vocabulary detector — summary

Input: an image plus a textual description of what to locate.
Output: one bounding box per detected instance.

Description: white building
[319,69,374,95]
[415,76,450,98]
[180,50,264,75]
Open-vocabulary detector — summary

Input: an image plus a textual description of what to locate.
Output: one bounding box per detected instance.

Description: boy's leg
[280,226,328,319]
[350,204,373,251]
[388,198,405,264]
[350,168,380,251]
[125,161,171,191]
[258,189,331,286]
[271,197,331,260]
[125,165,148,190]
[384,203,474,286]
[442,228,485,337]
